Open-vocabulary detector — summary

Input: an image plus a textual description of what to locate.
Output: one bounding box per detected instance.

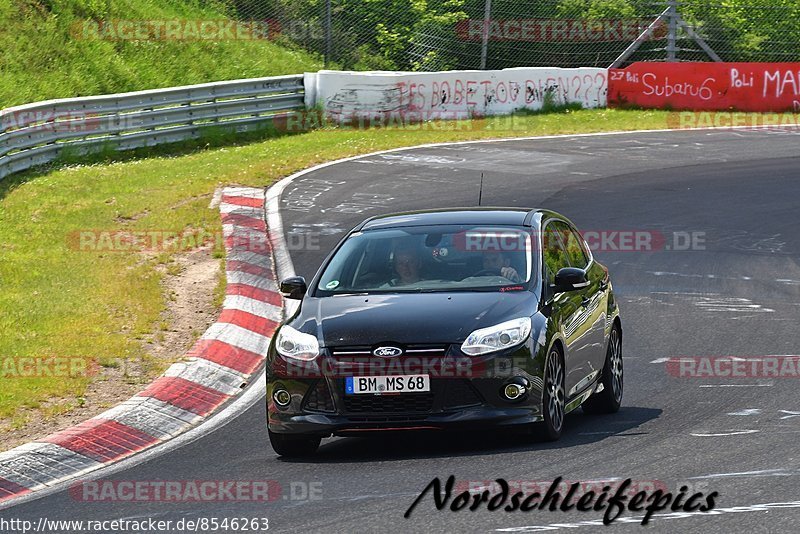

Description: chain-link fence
[220,0,800,70]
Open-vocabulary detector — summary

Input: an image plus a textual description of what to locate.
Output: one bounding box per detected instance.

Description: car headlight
[461,317,532,356]
[275,325,319,361]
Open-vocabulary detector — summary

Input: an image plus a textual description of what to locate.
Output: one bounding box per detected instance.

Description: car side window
[551,221,589,270]
[543,222,571,286]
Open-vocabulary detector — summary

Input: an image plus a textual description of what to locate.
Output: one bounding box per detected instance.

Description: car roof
[358,208,549,231]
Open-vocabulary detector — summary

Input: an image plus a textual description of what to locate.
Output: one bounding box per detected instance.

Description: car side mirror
[280,276,307,300]
[553,267,589,293]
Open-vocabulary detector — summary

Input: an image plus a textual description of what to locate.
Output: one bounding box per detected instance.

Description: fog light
[503,383,523,400]
[501,377,530,401]
[273,389,291,407]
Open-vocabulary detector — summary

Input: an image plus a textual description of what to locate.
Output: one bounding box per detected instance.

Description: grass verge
[0,0,321,107]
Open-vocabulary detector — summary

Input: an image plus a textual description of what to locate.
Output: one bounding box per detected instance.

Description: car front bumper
[266,372,545,437]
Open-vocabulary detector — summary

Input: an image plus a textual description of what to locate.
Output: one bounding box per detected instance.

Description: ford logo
[372,346,403,358]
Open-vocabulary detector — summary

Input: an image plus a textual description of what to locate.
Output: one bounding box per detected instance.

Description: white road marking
[645,270,800,288]
[495,500,800,531]
[646,271,754,282]
[690,430,760,437]
[726,409,762,416]
[650,356,747,364]
[693,296,774,313]
[688,469,793,480]
[699,384,773,388]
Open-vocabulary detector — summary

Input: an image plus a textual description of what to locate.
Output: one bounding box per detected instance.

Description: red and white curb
[0,186,281,505]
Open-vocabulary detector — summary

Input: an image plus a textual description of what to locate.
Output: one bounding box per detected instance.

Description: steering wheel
[464,268,503,279]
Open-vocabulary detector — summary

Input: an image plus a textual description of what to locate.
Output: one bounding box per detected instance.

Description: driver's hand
[501,266,521,282]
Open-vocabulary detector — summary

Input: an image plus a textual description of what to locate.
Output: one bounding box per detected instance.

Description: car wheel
[583,324,623,414]
[269,430,321,457]
[540,346,565,441]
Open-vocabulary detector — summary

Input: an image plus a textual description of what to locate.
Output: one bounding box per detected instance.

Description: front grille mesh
[442,379,483,408]
[342,392,435,414]
[303,380,336,413]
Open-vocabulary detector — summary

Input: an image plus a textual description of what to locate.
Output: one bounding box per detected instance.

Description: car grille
[330,344,448,358]
[442,379,483,408]
[302,380,336,413]
[342,392,435,414]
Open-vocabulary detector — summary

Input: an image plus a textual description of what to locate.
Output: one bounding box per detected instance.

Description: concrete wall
[305,68,608,121]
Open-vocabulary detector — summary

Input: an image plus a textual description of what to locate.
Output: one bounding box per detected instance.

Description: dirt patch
[142,246,223,364]
[0,246,223,451]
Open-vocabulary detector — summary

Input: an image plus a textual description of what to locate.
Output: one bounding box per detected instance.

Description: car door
[557,222,608,393]
[542,220,589,399]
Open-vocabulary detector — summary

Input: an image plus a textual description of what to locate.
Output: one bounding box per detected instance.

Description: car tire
[539,346,566,441]
[582,324,623,414]
[269,430,321,457]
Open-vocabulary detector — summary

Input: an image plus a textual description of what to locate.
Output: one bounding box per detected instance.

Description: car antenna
[478,173,484,206]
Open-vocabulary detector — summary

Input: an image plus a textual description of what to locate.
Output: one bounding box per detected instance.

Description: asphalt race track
[5,128,800,532]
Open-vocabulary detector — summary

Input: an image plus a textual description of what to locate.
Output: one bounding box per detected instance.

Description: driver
[481,251,521,282]
[386,245,422,286]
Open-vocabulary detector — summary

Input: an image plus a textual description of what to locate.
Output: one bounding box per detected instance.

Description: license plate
[345,375,430,395]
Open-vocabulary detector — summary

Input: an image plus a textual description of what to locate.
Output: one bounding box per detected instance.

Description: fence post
[666,0,678,61]
[480,0,492,70]
[324,0,332,68]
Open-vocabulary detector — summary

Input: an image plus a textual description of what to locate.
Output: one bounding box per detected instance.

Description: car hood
[292,291,536,346]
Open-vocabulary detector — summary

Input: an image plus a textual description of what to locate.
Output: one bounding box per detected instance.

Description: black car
[266,208,622,456]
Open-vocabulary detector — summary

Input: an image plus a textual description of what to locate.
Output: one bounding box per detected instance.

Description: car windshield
[316,224,533,295]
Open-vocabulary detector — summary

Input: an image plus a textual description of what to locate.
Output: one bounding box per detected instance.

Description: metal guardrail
[0,75,305,181]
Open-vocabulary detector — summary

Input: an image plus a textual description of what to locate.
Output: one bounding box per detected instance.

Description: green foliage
[0,0,322,108]
[228,0,800,70]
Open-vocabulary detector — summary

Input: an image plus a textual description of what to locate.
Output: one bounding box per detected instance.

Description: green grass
[0,0,322,107]
[0,106,763,429]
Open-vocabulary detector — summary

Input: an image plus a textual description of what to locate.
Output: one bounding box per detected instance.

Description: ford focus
[266,208,622,456]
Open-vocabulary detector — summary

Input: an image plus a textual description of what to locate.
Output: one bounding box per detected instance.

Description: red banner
[608,62,800,111]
